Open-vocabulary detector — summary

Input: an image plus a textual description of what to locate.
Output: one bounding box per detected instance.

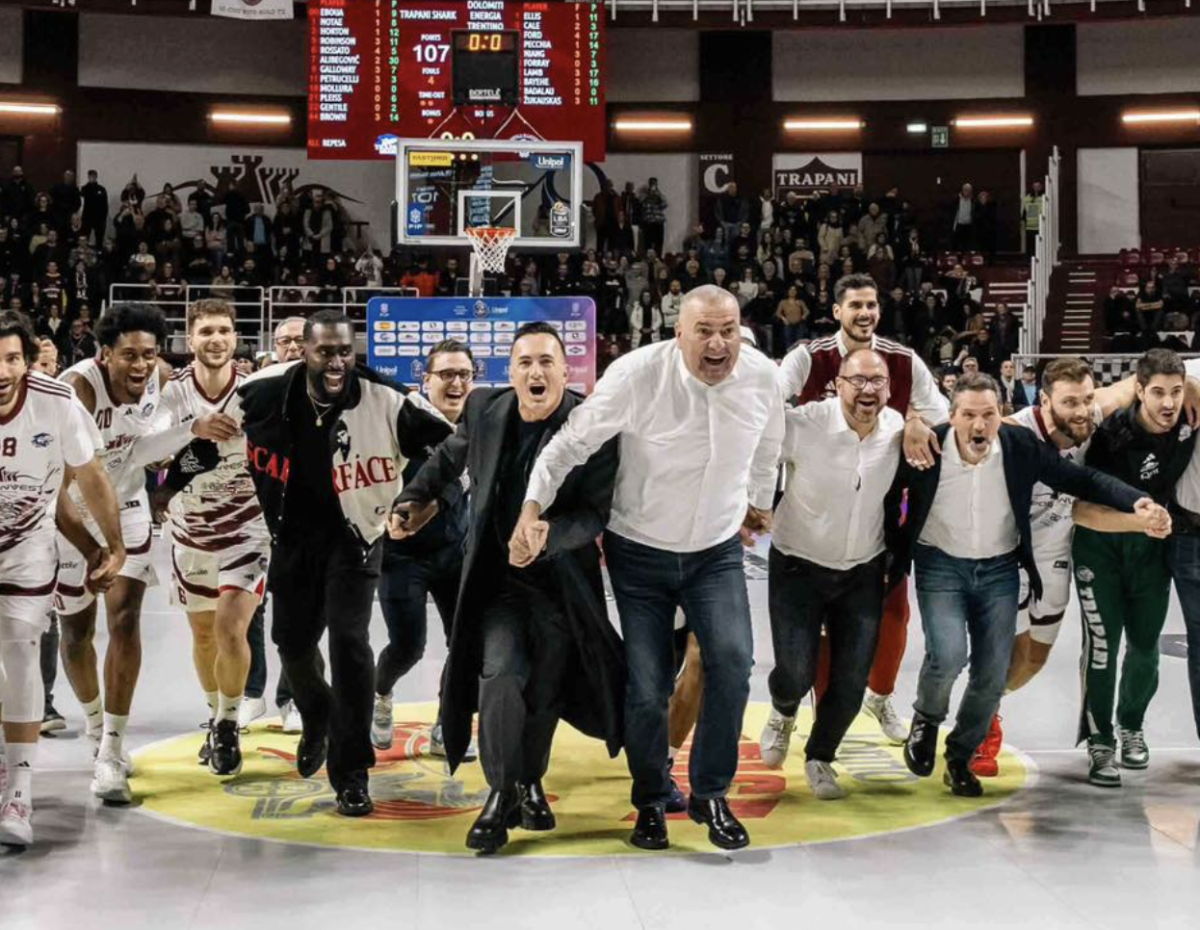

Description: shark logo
[334,421,352,462]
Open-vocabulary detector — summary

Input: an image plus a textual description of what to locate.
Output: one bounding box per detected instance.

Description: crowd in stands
[1105,249,1200,351]
[0,164,1021,380]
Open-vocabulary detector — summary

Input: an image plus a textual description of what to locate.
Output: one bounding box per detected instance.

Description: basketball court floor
[5,537,1200,929]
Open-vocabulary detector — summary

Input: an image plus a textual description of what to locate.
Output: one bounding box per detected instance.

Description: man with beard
[779,273,949,745]
[393,322,624,854]
[134,299,270,777]
[517,286,784,851]
[0,310,124,846]
[1074,350,1195,788]
[758,349,905,801]
[371,340,474,759]
[971,357,1171,777]
[891,374,1148,798]
[56,304,217,803]
[216,310,451,815]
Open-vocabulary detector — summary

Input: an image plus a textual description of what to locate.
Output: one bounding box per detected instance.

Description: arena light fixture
[210,111,292,126]
[907,122,929,134]
[612,118,693,132]
[0,102,60,116]
[784,118,864,131]
[1122,109,1200,125]
[953,115,1034,129]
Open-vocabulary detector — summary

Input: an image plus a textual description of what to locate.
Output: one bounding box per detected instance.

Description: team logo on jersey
[31,432,52,448]
[1077,566,1095,583]
[141,402,156,419]
[1140,453,1160,483]
[1181,425,1193,442]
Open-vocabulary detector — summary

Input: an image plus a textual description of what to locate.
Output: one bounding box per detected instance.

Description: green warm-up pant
[1073,528,1171,746]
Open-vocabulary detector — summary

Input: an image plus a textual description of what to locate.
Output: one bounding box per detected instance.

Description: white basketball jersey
[61,358,163,508]
[0,372,100,555]
[161,364,267,552]
[1012,403,1095,550]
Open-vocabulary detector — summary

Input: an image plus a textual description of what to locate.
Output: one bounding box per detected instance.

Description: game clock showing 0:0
[454,32,516,53]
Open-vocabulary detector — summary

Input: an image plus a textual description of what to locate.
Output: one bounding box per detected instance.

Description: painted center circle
[131,701,1032,856]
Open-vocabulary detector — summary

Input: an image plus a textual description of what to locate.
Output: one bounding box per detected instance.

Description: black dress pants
[477,567,573,792]
[268,534,383,792]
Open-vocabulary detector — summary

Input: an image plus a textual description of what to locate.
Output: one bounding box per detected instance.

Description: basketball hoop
[466,226,517,275]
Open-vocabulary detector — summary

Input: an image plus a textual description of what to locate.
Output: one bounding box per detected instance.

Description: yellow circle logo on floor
[132,701,1032,856]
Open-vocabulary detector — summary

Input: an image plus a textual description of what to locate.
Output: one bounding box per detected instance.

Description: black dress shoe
[904,716,938,778]
[630,804,669,851]
[296,729,329,779]
[943,757,984,797]
[518,781,556,831]
[686,796,749,851]
[336,785,374,817]
[466,789,520,855]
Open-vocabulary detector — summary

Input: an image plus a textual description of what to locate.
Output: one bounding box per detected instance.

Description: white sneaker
[91,753,133,804]
[759,707,796,769]
[805,760,846,800]
[1117,727,1150,769]
[427,724,478,762]
[371,693,394,751]
[0,799,33,847]
[862,689,908,744]
[89,733,135,777]
[237,696,268,729]
[280,701,303,735]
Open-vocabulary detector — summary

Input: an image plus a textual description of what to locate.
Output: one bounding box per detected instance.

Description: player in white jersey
[0,311,125,846]
[55,303,177,804]
[970,357,1171,776]
[149,299,266,777]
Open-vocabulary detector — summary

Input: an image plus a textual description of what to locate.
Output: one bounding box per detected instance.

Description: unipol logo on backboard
[773,153,863,198]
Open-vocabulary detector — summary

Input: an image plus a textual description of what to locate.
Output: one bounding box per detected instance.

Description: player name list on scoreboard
[308,0,606,161]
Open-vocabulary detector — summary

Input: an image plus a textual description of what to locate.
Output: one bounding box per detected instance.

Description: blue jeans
[1169,532,1200,740]
[604,532,754,807]
[913,545,1019,763]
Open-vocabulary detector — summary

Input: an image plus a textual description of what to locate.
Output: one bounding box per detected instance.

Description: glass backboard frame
[396,137,583,250]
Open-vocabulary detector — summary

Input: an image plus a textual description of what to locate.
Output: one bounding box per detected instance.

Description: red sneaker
[969,715,1003,778]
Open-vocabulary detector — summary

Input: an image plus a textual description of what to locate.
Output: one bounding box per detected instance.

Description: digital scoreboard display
[309,1,606,161]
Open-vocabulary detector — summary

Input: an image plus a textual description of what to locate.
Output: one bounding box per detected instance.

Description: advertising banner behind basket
[212,0,294,21]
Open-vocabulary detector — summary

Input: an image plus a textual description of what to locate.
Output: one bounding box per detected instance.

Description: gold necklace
[307,390,334,427]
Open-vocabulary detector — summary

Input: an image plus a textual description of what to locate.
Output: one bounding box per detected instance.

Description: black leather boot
[517,781,556,831]
[466,788,520,854]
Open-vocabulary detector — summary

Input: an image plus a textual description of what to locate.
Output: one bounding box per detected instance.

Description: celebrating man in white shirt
[886,373,1150,798]
[758,349,905,801]
[516,285,784,852]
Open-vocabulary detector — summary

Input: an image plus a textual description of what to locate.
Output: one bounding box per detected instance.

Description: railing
[1014,352,1200,387]
[1020,146,1061,357]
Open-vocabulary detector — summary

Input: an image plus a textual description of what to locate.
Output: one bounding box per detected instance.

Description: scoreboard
[309,0,606,161]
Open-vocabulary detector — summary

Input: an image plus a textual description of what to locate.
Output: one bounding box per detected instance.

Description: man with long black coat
[392,321,624,855]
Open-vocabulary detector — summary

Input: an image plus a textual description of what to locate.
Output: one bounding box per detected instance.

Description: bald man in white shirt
[516,285,784,852]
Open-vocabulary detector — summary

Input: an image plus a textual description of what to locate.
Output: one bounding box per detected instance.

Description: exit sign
[932,126,950,148]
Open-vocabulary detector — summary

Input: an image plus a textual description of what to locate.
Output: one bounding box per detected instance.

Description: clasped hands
[509,502,549,568]
[1133,497,1173,539]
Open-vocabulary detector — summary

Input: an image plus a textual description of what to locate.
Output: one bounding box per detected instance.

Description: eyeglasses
[839,375,890,392]
[274,336,304,347]
[428,368,474,384]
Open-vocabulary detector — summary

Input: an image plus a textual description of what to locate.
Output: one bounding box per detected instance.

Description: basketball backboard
[396,138,583,250]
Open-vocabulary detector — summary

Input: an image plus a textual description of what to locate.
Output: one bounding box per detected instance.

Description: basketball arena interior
[2,1,1200,928]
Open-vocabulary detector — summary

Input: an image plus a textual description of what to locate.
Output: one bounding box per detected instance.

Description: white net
[466,226,517,275]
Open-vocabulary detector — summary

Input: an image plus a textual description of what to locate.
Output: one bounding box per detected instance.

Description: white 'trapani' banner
[77,141,394,249]
[773,152,863,198]
[211,0,293,21]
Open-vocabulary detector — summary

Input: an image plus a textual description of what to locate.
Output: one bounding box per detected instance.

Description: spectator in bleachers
[1161,257,1191,310]
[591,179,618,254]
[303,188,336,257]
[611,210,636,257]
[755,188,774,234]
[716,181,749,242]
[950,182,975,251]
[975,189,998,259]
[1136,278,1166,337]
[1015,364,1039,407]
[629,289,662,348]
[1104,284,1137,344]
[817,210,844,266]
[50,170,81,231]
[701,226,729,274]
[660,278,684,336]
[995,360,1026,411]
[1021,181,1044,256]
[867,232,896,292]
[57,315,96,368]
[855,202,888,253]
[639,178,668,257]
[775,283,809,351]
[938,368,958,400]
[989,301,1020,364]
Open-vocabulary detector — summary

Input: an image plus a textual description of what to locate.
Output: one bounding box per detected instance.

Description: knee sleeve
[1,618,45,724]
[1028,614,1063,646]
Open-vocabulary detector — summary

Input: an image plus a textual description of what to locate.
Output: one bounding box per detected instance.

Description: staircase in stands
[1036,258,1119,355]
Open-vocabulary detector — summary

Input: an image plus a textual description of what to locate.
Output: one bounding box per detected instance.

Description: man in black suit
[392,322,624,855]
[885,372,1155,797]
[996,359,1027,412]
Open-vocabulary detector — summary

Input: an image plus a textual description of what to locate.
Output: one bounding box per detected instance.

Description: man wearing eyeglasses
[758,349,906,800]
[371,340,475,758]
[272,317,307,364]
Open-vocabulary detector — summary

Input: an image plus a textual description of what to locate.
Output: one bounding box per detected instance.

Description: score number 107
[413,42,450,63]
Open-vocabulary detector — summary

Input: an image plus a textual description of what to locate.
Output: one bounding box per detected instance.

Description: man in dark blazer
[885,372,1154,798]
[392,322,624,855]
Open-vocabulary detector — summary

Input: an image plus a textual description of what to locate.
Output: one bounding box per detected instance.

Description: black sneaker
[40,701,67,735]
[198,720,215,766]
[209,720,243,776]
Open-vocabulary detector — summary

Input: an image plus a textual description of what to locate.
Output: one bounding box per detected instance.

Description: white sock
[99,713,128,759]
[205,691,219,719]
[4,741,35,805]
[216,693,242,725]
[82,696,104,738]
